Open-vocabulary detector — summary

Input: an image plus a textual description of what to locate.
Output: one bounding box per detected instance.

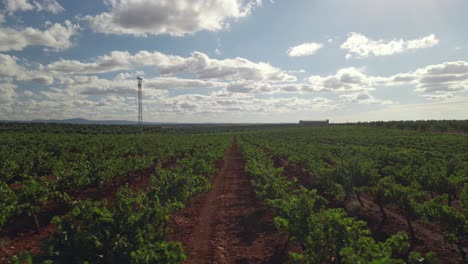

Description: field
[0,123,467,263]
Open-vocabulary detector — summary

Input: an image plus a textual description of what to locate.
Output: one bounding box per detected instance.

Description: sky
[0,0,467,123]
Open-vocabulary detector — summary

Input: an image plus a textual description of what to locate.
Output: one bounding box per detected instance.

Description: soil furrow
[169,137,287,264]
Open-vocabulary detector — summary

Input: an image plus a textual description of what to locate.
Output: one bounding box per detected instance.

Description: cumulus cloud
[287,42,323,57]
[305,68,393,105]
[57,74,223,98]
[0,54,26,79]
[225,81,274,93]
[0,53,58,84]
[308,67,378,93]
[155,92,335,115]
[23,90,33,97]
[46,51,134,74]
[305,61,468,100]
[31,75,53,85]
[0,20,79,52]
[46,50,296,82]
[3,0,34,13]
[15,51,468,120]
[340,92,392,105]
[154,51,296,82]
[2,77,337,121]
[0,82,16,101]
[144,77,224,90]
[341,33,439,59]
[303,61,467,101]
[389,61,468,95]
[419,92,455,101]
[32,0,64,13]
[2,0,64,14]
[82,0,261,36]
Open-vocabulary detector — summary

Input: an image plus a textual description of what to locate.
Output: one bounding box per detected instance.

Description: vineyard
[0,123,467,263]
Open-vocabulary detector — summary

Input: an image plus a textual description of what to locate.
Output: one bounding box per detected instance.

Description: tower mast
[137,77,143,133]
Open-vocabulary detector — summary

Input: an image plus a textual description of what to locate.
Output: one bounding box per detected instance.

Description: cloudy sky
[0,0,467,123]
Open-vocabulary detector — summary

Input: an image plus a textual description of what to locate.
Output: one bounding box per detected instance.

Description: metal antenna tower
[137,77,143,133]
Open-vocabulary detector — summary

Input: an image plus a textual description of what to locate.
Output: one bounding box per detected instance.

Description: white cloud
[341,33,439,58]
[0,53,59,84]
[144,77,224,90]
[389,61,468,95]
[226,81,274,93]
[340,92,392,105]
[308,67,377,93]
[0,20,79,52]
[3,0,34,13]
[82,0,261,36]
[1,76,337,121]
[10,49,468,121]
[303,61,468,101]
[0,54,26,79]
[32,0,64,14]
[305,68,392,105]
[46,51,134,74]
[154,51,297,82]
[287,42,323,57]
[46,50,296,82]
[23,90,33,97]
[154,92,335,115]
[74,76,223,96]
[3,0,64,14]
[31,75,53,85]
[0,82,16,101]
[419,92,455,101]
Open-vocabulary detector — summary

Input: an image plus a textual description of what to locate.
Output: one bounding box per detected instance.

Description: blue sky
[0,0,467,123]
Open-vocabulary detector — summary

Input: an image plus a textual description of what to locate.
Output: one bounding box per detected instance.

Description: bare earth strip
[169,137,287,264]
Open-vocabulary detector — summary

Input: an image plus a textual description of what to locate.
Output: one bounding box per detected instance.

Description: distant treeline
[0,122,297,134]
[338,120,468,133]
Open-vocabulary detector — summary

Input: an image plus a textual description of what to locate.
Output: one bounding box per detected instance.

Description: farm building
[299,120,329,126]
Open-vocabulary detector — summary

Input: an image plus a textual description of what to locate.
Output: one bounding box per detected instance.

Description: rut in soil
[169,137,287,264]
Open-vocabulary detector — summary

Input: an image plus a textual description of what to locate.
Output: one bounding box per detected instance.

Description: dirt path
[169,138,287,264]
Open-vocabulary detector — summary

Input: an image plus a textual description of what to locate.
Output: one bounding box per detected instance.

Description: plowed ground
[169,139,288,264]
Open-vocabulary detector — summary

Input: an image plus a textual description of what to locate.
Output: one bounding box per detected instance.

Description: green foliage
[0,125,230,262]
[421,185,468,262]
[238,136,419,263]
[0,182,17,227]
[407,251,437,264]
[45,188,185,264]
[6,251,36,264]
[0,130,230,231]
[340,232,409,264]
[238,125,468,263]
[15,178,50,217]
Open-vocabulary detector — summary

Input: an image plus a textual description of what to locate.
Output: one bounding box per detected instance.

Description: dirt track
[169,138,287,264]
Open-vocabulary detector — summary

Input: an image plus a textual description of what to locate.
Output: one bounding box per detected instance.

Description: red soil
[169,138,288,264]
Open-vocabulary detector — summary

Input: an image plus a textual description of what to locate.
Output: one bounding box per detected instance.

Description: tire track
[169,137,287,264]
